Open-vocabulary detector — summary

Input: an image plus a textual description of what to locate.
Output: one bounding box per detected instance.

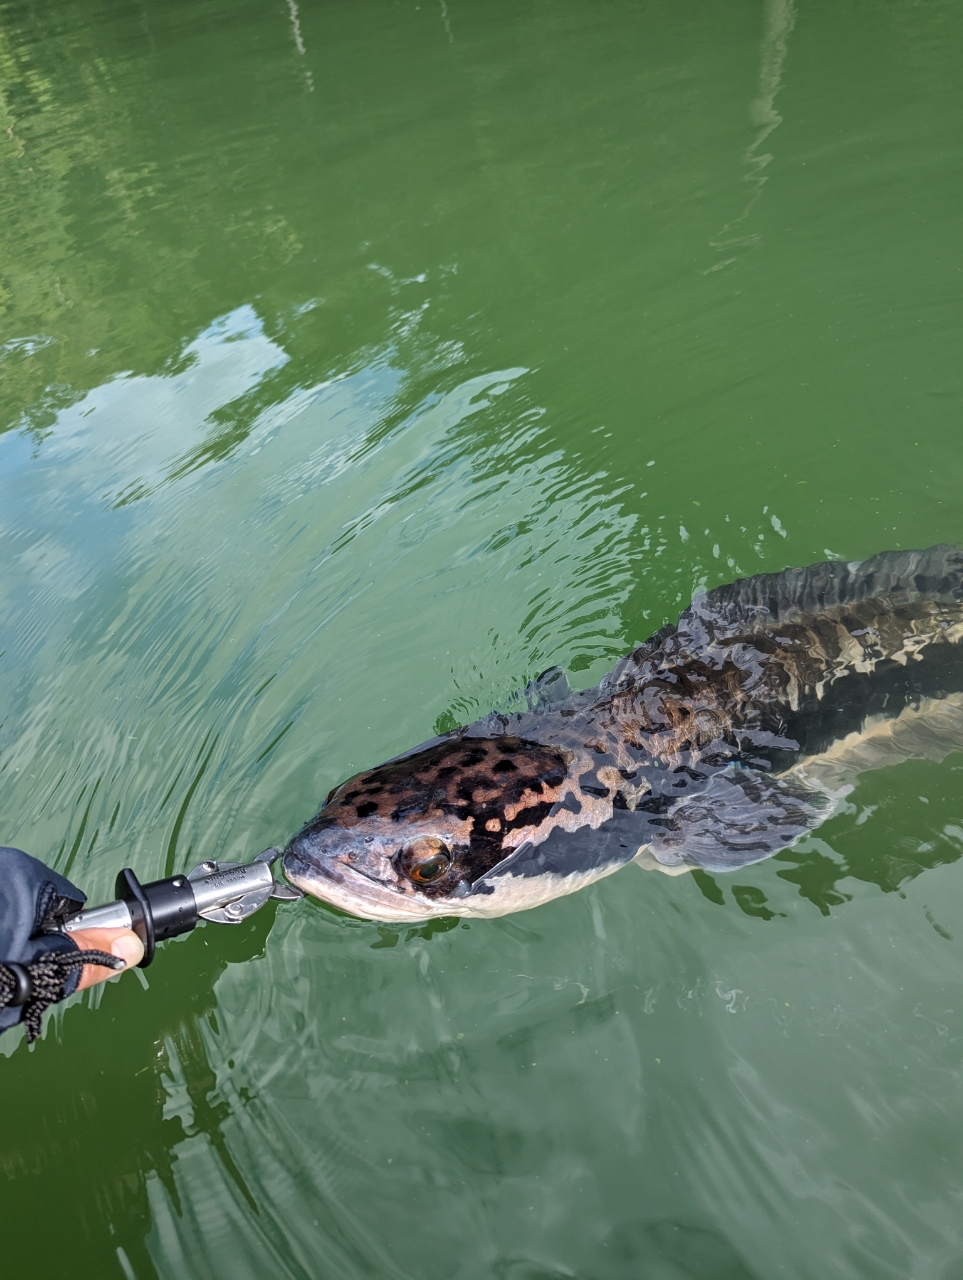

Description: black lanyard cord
[0,950,124,1043]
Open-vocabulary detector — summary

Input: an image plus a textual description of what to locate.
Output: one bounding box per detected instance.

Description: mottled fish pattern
[283,546,963,921]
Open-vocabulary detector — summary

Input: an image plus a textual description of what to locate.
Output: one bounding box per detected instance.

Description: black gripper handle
[115,868,198,968]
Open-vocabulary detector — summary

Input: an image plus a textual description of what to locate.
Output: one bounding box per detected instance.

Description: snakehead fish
[283,545,963,921]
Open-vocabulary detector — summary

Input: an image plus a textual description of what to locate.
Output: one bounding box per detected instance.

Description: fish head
[283,734,580,921]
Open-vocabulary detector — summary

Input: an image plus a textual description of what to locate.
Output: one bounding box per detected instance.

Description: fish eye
[399,837,452,885]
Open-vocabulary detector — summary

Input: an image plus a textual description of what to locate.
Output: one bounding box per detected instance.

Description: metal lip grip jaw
[60,848,302,966]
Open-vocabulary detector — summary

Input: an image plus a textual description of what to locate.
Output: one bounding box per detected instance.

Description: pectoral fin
[635,768,835,874]
[525,665,572,710]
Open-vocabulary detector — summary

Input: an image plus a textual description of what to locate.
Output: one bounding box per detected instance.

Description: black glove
[0,846,118,1040]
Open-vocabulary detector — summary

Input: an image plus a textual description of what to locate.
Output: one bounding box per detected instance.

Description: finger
[69,927,145,991]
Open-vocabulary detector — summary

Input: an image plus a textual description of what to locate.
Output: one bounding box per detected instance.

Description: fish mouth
[282,845,463,923]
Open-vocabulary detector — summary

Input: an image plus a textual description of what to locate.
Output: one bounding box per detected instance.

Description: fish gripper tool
[57,848,302,966]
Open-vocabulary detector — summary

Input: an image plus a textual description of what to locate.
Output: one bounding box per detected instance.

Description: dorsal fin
[603,544,963,693]
[698,544,963,629]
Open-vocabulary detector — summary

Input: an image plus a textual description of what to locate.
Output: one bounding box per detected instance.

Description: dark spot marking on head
[504,800,556,831]
[493,758,517,773]
[344,791,361,802]
[460,749,487,767]
[390,793,432,819]
[356,801,379,818]
[497,742,521,755]
[437,766,458,779]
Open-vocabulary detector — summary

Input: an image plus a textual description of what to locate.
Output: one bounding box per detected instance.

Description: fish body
[283,546,963,921]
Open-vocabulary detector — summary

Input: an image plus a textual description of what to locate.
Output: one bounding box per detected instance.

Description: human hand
[68,927,145,991]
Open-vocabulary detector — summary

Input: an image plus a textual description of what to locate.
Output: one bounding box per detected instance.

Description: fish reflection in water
[283,546,963,921]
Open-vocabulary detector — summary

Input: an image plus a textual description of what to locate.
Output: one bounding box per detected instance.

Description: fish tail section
[792,692,963,793]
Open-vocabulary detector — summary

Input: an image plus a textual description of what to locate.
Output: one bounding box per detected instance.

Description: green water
[2,0,963,1275]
